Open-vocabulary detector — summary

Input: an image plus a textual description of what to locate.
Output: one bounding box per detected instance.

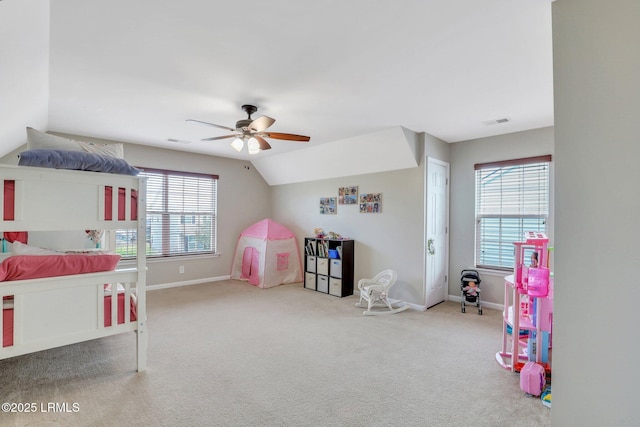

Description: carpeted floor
[0,280,550,426]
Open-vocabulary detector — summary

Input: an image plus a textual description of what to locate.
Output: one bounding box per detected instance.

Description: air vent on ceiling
[483,118,510,126]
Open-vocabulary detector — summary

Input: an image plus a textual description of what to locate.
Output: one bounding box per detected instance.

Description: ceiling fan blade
[254,135,271,150]
[186,119,236,132]
[249,116,275,132]
[261,132,310,142]
[201,134,237,141]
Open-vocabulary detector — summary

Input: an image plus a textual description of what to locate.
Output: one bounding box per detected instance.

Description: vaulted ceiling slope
[253,126,421,186]
[1,1,554,183]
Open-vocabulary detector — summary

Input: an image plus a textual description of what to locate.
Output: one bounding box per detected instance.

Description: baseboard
[396,300,427,312]
[387,295,503,312]
[356,293,425,312]
[363,294,503,312]
[447,294,503,311]
[147,275,231,291]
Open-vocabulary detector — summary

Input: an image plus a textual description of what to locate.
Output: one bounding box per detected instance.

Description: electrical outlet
[179,266,185,274]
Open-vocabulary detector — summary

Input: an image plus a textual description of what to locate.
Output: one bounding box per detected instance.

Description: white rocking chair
[356,269,409,315]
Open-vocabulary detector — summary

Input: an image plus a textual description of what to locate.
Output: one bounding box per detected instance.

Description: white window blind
[116,168,217,258]
[475,156,550,270]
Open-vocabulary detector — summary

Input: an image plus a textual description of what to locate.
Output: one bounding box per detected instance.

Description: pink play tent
[230,219,303,288]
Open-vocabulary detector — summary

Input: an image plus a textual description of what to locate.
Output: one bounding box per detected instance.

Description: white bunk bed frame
[0,164,147,371]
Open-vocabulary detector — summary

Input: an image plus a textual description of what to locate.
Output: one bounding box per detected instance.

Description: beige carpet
[0,281,550,426]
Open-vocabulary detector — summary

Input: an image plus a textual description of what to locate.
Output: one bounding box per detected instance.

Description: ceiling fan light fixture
[188,104,310,154]
[247,137,260,155]
[231,137,244,152]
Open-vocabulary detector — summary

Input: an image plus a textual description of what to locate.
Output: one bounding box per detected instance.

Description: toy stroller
[460,269,482,315]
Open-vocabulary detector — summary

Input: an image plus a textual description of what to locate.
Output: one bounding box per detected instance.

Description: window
[475,156,551,270]
[115,168,218,258]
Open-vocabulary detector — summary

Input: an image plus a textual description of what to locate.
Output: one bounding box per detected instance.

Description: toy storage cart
[496,232,553,372]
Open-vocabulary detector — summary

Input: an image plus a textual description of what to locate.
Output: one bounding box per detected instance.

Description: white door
[425,158,449,309]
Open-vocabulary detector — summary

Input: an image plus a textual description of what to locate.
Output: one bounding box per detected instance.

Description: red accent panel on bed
[3,180,15,220]
[131,189,138,220]
[0,254,121,282]
[2,293,137,347]
[104,187,138,221]
[2,307,12,347]
[104,293,138,327]
[2,181,29,242]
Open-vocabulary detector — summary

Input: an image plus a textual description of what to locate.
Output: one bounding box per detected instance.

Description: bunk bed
[0,163,147,371]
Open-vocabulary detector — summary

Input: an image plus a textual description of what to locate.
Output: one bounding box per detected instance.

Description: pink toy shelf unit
[496,232,553,373]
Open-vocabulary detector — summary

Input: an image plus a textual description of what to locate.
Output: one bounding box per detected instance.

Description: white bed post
[136,177,148,372]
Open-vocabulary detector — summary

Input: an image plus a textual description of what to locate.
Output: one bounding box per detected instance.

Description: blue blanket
[18,149,139,176]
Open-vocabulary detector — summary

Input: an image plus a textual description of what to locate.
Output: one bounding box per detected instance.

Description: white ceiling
[46,0,554,161]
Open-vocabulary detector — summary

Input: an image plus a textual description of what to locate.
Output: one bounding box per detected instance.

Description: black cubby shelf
[303,238,354,298]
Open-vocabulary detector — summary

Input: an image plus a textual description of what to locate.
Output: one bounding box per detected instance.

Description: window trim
[474,155,551,271]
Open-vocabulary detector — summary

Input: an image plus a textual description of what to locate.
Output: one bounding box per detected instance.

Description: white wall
[449,126,554,305]
[552,1,639,425]
[271,164,425,304]
[0,0,50,157]
[271,132,448,307]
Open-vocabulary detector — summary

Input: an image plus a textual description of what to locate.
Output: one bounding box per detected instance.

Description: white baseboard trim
[147,275,231,291]
[388,295,503,312]
[367,296,427,312]
[447,294,503,311]
[400,300,427,312]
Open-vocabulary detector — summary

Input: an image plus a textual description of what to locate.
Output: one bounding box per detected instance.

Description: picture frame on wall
[320,197,337,214]
[338,186,358,205]
[359,193,382,213]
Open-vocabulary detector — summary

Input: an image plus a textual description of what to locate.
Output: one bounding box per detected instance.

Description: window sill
[118,253,221,267]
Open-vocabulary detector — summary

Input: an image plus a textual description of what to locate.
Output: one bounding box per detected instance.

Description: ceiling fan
[187,104,310,154]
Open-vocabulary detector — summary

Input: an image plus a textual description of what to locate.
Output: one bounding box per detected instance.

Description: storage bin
[329,277,342,296]
[317,258,329,276]
[306,256,316,273]
[305,272,316,290]
[317,275,329,293]
[330,259,342,278]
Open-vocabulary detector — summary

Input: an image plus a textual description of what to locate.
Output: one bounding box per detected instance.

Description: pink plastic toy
[496,232,553,372]
[527,267,550,297]
[520,361,546,396]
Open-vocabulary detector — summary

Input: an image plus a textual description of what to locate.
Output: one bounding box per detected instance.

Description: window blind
[475,156,550,270]
[116,168,218,258]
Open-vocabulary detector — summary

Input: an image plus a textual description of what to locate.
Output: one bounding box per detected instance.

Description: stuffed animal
[463,282,479,296]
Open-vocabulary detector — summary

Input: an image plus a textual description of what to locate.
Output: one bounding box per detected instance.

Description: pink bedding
[0,253,120,282]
